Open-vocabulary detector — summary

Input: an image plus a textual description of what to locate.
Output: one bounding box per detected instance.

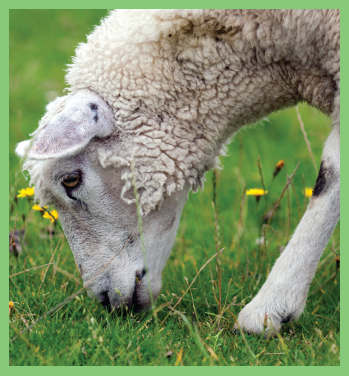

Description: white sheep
[16,9,340,336]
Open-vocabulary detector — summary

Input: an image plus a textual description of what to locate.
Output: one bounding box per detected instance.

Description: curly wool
[29,9,339,214]
[70,9,232,214]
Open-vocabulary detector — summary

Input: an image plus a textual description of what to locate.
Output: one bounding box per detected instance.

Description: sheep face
[18,90,190,312]
[37,154,188,312]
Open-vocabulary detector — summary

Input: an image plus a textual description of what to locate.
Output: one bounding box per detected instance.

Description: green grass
[9,10,340,366]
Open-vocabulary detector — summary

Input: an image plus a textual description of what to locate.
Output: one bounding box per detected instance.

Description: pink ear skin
[27,90,115,160]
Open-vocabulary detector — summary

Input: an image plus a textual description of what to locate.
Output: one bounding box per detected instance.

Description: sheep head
[17,89,190,312]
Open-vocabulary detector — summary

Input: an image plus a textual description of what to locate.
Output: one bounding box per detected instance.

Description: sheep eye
[62,172,81,188]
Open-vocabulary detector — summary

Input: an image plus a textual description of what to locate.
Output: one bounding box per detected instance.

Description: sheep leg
[236,124,340,336]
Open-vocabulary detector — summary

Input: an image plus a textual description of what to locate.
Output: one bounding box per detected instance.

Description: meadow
[9,10,340,366]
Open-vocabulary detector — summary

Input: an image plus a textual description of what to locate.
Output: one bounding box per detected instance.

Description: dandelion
[17,187,34,198]
[304,187,313,198]
[43,210,59,223]
[246,188,268,202]
[9,301,14,315]
[32,204,47,211]
[273,160,285,177]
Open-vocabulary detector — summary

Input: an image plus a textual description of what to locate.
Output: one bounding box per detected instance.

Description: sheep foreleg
[235,124,340,336]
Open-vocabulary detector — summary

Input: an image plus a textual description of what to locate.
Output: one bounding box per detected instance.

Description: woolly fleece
[27,9,340,215]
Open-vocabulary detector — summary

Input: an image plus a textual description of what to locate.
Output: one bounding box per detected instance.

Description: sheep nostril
[136,268,146,283]
[100,290,111,311]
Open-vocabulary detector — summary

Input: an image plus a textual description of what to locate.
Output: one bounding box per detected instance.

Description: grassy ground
[9,10,340,366]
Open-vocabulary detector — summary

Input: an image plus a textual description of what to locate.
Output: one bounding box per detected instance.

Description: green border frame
[5,0,346,372]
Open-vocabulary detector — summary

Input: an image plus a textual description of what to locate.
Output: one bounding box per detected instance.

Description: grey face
[18,90,190,312]
[45,154,188,312]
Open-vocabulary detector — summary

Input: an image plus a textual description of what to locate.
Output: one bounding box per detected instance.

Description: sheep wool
[30,10,340,215]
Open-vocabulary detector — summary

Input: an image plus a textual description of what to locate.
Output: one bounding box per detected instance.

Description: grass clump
[9,106,340,365]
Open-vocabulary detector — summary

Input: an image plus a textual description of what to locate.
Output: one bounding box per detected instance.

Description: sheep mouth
[98,268,148,313]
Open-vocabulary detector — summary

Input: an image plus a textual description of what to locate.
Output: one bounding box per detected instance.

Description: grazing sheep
[16,9,339,336]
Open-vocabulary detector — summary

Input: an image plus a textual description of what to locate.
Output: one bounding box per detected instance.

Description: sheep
[16,9,340,336]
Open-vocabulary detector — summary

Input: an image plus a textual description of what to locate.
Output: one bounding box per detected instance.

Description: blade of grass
[39,234,63,290]
[296,105,318,174]
[130,160,159,329]
[10,262,55,277]
[161,248,225,326]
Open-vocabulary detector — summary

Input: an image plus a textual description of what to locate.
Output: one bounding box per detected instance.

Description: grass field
[9,10,340,366]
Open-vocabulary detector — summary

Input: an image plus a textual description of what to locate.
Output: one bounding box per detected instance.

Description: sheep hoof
[234,302,284,338]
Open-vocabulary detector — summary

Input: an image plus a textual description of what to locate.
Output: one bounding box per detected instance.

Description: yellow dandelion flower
[246,188,268,203]
[32,204,47,211]
[17,187,34,198]
[304,187,313,198]
[273,160,285,177]
[246,188,268,196]
[43,210,59,223]
[9,301,14,315]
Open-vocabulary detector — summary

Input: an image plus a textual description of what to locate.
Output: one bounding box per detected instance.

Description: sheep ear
[27,91,116,160]
[15,140,32,158]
